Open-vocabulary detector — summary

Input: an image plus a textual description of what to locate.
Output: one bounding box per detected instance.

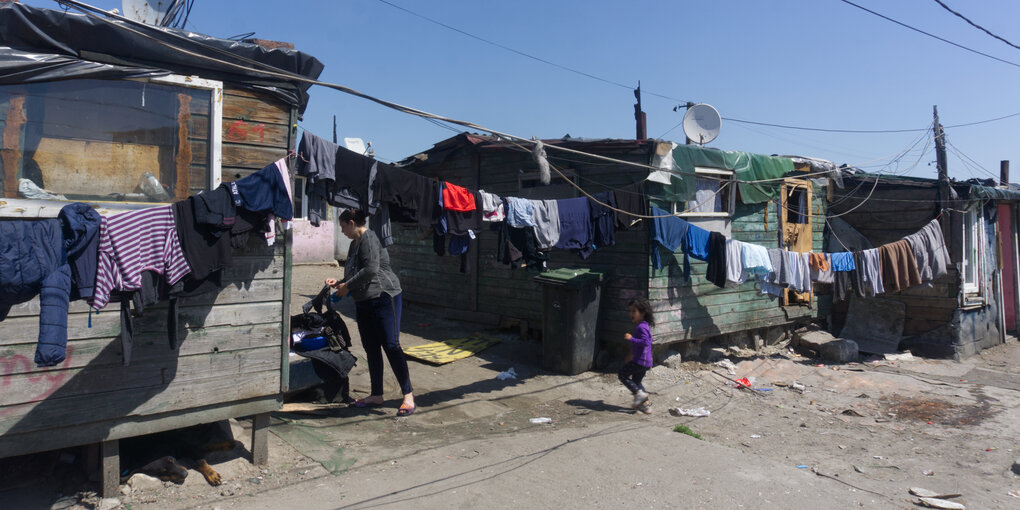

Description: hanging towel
[705,231,728,288]
[829,252,856,272]
[811,253,835,284]
[554,197,592,252]
[614,181,646,230]
[808,253,830,272]
[741,242,773,277]
[506,197,536,228]
[780,250,811,293]
[442,181,476,212]
[531,199,561,250]
[586,191,616,258]
[879,239,922,293]
[725,239,745,287]
[903,219,950,284]
[859,248,885,296]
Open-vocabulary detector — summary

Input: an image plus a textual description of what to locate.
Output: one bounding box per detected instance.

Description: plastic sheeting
[0,3,323,112]
[653,144,795,205]
[970,184,1020,201]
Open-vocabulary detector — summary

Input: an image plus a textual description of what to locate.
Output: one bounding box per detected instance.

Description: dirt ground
[3,264,1020,509]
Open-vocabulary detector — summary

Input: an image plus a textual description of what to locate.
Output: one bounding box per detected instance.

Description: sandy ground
[3,264,1020,509]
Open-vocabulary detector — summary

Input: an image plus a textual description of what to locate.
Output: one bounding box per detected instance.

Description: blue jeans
[355,293,412,396]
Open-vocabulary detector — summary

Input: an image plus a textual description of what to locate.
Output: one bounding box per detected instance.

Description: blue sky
[20,0,1020,181]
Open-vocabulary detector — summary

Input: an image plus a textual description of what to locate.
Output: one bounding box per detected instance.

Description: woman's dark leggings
[355,293,413,396]
[618,361,648,394]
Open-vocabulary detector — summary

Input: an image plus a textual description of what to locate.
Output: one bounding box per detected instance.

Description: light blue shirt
[506,197,536,228]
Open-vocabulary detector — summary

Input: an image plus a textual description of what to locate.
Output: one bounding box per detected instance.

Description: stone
[702,346,727,362]
[793,325,836,351]
[1012,457,1020,475]
[98,497,121,510]
[661,352,683,369]
[819,338,859,363]
[127,473,164,491]
[120,485,131,496]
[49,496,78,510]
[764,326,787,346]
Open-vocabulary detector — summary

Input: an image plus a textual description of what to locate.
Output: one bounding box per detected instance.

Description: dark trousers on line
[618,361,648,394]
[355,293,413,396]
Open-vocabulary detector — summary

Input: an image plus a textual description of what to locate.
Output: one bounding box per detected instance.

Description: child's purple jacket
[629,321,654,367]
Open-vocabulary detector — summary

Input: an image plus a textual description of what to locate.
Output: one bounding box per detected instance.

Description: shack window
[963,207,983,295]
[674,167,734,217]
[0,76,221,203]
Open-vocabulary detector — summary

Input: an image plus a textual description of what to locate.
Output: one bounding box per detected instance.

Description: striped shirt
[90,205,192,310]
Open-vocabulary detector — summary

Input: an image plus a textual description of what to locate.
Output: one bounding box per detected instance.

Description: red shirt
[442,182,476,212]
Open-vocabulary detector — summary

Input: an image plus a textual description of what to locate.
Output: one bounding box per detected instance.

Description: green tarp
[654,144,795,205]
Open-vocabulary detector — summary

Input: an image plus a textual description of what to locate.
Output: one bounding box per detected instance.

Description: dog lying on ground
[119,420,241,486]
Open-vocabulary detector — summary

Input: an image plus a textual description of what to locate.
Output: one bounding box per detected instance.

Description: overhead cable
[932,0,1020,51]
[839,0,1020,69]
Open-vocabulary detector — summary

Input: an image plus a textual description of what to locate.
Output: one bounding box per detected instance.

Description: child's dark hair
[338,209,369,227]
[628,298,655,326]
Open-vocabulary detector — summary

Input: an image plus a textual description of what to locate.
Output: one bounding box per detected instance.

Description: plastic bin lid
[532,268,605,286]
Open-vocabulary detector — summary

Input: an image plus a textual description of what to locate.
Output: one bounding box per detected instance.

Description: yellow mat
[403,333,501,365]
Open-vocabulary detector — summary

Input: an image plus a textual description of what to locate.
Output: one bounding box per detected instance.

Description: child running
[619,298,655,414]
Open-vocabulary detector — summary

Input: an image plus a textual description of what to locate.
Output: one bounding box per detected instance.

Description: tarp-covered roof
[970,184,1020,201]
[0,3,323,112]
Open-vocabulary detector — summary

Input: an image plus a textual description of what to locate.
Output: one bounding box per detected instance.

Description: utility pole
[633,82,646,140]
[933,105,954,248]
[934,105,948,182]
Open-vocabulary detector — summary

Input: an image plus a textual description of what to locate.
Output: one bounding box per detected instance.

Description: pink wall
[291,218,337,264]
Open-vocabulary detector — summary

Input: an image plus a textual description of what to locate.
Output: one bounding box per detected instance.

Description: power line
[932,0,1020,51]
[722,116,928,134]
[838,0,1020,69]
[373,0,692,105]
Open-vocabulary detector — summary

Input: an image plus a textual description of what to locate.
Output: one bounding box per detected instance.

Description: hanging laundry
[295,131,338,226]
[724,239,745,287]
[531,199,561,250]
[705,231,728,288]
[903,219,950,285]
[811,253,835,284]
[740,242,773,277]
[554,197,592,253]
[0,203,98,367]
[442,181,476,212]
[829,252,856,272]
[649,206,689,271]
[497,221,547,272]
[759,248,786,299]
[234,158,294,221]
[59,202,102,302]
[446,190,482,236]
[172,196,232,283]
[478,190,506,222]
[91,205,192,311]
[376,164,425,220]
[371,202,393,247]
[586,191,616,258]
[416,178,440,228]
[779,249,811,293]
[449,232,474,274]
[878,239,922,293]
[858,248,885,296]
[614,181,646,230]
[808,253,830,272]
[193,184,238,236]
[506,196,536,228]
[329,146,377,214]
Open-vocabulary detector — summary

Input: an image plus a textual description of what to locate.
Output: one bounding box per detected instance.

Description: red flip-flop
[396,404,416,416]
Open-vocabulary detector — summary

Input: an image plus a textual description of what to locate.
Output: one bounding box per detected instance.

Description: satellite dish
[682,104,721,145]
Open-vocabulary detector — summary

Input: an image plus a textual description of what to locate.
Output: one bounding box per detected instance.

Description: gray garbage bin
[533,268,606,375]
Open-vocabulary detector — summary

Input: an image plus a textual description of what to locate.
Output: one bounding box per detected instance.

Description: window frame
[673,166,736,218]
[962,206,983,295]
[0,74,222,217]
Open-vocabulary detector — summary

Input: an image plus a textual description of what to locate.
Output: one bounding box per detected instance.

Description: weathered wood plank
[0,346,280,407]
[221,119,290,148]
[0,396,279,459]
[222,95,289,125]
[0,301,283,345]
[0,323,282,376]
[0,371,280,437]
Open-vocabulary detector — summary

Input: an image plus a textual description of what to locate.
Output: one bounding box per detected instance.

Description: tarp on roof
[656,144,795,204]
[0,3,323,112]
[970,184,1020,201]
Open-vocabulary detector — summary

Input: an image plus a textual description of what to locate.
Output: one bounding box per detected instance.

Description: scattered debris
[669,407,711,417]
[98,497,121,510]
[841,409,865,417]
[796,465,809,469]
[496,367,518,380]
[1008,489,1020,498]
[749,434,762,439]
[529,417,552,424]
[127,473,163,491]
[672,424,702,439]
[923,470,935,476]
[714,359,737,376]
[910,488,962,499]
[790,381,806,394]
[917,497,965,509]
[1012,457,1020,475]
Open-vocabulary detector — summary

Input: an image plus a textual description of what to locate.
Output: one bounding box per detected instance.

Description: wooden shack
[827,173,1007,358]
[0,3,322,495]
[390,134,827,360]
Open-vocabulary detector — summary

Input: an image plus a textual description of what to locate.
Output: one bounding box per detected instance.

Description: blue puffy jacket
[0,203,101,367]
